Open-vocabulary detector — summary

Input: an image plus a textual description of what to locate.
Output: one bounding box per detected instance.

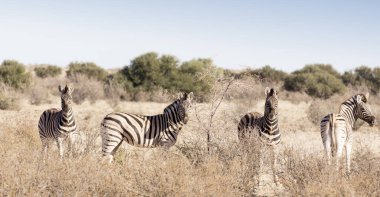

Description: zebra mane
[163,99,180,115]
[339,94,363,127]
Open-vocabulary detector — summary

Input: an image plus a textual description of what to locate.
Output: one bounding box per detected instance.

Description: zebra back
[38,84,76,140]
[238,87,280,145]
[101,92,194,151]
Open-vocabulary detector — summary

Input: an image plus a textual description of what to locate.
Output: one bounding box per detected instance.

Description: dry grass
[1,80,380,196]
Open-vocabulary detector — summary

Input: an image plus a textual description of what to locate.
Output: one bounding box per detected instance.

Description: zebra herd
[38,84,375,176]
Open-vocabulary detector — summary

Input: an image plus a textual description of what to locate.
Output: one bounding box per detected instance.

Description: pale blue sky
[0,0,379,72]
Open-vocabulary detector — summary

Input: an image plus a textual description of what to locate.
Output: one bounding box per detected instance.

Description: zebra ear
[356,94,363,103]
[186,92,194,101]
[273,89,279,97]
[365,92,370,100]
[265,87,271,96]
[178,92,184,100]
[58,85,63,93]
[67,84,74,94]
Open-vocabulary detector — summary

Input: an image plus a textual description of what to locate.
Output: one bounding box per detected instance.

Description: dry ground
[0,96,379,196]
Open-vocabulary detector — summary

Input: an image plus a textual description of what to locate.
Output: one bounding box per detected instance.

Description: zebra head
[165,92,194,124]
[58,84,74,111]
[264,87,279,118]
[177,92,194,124]
[355,93,375,126]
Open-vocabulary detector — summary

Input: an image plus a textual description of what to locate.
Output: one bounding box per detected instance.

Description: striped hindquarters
[320,113,348,156]
[237,112,263,140]
[238,112,281,145]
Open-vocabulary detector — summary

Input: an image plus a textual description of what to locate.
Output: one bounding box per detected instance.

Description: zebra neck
[165,114,184,134]
[60,108,74,125]
[339,100,358,128]
[263,113,278,133]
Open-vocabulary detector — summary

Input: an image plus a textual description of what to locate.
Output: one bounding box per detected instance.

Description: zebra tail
[329,114,337,157]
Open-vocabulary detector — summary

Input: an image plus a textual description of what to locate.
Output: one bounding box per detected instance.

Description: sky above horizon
[0,0,379,73]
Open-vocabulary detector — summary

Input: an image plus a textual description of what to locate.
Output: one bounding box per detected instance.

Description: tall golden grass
[0,78,380,196]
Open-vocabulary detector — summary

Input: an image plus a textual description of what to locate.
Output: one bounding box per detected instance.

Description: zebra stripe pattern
[38,84,77,159]
[320,93,375,173]
[237,87,280,185]
[238,87,280,145]
[101,92,193,163]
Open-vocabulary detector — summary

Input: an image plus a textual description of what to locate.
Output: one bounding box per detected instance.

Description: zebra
[38,84,77,159]
[320,93,375,173]
[237,87,280,185]
[100,92,194,163]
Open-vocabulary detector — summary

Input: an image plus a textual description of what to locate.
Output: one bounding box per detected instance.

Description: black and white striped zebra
[38,84,77,159]
[237,87,280,184]
[320,93,375,173]
[100,92,194,163]
[238,87,280,145]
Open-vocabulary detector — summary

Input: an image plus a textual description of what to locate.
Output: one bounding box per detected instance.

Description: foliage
[117,52,223,100]
[342,66,380,94]
[34,65,62,78]
[66,62,108,81]
[177,58,223,97]
[120,52,179,91]
[246,65,288,82]
[68,75,105,104]
[0,60,31,89]
[284,64,346,98]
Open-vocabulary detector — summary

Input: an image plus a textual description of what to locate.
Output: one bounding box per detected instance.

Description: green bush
[0,95,19,110]
[116,52,222,100]
[177,58,223,98]
[342,66,380,93]
[247,65,288,82]
[284,64,346,98]
[66,62,108,81]
[0,60,31,89]
[121,52,179,91]
[34,65,62,78]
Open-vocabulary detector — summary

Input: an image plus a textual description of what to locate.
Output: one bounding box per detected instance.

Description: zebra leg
[57,137,65,160]
[335,141,344,171]
[270,147,279,186]
[256,148,264,186]
[321,119,332,165]
[105,140,123,163]
[346,142,352,175]
[324,138,332,165]
[41,138,49,163]
[101,128,123,163]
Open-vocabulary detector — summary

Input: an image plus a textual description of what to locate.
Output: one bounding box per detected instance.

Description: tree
[178,58,223,98]
[284,64,345,98]
[66,62,108,81]
[121,52,179,91]
[34,65,62,78]
[342,66,380,93]
[0,60,31,89]
[247,65,288,82]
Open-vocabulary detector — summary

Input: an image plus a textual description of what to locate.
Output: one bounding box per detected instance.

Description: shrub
[120,52,179,92]
[117,52,223,101]
[284,64,346,98]
[244,65,288,83]
[177,58,223,100]
[0,60,31,89]
[34,65,62,78]
[342,66,380,94]
[66,62,108,81]
[0,84,20,110]
[69,75,105,104]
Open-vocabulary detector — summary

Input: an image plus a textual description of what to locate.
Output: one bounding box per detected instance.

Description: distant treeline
[1,52,379,99]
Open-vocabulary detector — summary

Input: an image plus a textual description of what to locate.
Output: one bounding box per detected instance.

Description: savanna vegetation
[1,53,380,196]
